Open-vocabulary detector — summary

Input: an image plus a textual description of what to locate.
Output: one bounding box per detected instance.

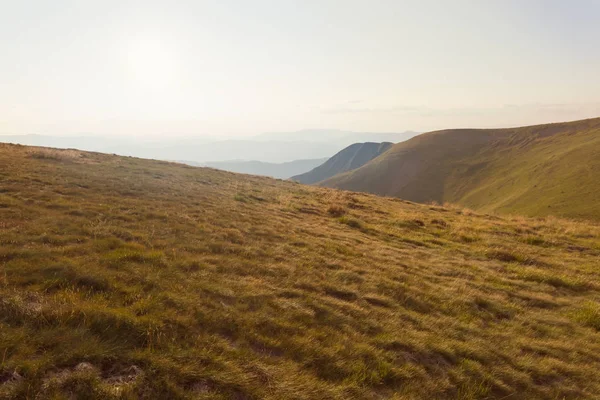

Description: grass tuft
[338,216,363,229]
[327,204,346,217]
[573,302,600,330]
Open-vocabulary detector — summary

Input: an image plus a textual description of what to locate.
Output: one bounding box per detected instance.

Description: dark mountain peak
[291,142,393,184]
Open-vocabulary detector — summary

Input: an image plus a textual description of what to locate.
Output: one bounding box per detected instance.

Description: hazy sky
[1,0,600,136]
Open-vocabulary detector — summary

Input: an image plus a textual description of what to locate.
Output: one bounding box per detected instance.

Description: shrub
[327,205,346,217]
[27,148,81,161]
[524,236,548,246]
[459,235,480,243]
[339,216,362,229]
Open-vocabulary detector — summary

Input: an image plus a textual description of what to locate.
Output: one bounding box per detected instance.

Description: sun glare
[126,39,178,91]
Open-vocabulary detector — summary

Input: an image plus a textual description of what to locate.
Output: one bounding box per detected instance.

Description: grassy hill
[1,144,600,399]
[321,117,600,220]
[292,142,393,184]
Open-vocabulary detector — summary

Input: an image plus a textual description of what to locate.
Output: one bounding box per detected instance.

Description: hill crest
[321,117,600,220]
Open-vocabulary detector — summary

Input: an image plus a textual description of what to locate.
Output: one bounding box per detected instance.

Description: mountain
[254,129,418,146]
[0,129,418,164]
[2,143,600,399]
[126,140,340,164]
[200,158,328,179]
[0,134,142,152]
[291,142,393,184]
[321,117,600,220]
[0,135,340,164]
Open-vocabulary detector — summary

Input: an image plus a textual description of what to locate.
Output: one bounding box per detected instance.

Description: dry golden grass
[1,143,600,399]
[26,147,84,161]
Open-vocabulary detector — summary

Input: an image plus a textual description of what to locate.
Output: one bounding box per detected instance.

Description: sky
[1,0,600,137]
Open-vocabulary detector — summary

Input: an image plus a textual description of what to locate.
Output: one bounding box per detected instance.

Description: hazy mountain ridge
[0,130,417,164]
[0,135,338,164]
[195,158,328,179]
[255,129,418,144]
[291,142,393,184]
[321,117,600,220]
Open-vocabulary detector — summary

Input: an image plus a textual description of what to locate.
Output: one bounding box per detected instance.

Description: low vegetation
[1,144,600,399]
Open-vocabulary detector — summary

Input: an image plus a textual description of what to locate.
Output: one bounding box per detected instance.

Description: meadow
[1,144,600,399]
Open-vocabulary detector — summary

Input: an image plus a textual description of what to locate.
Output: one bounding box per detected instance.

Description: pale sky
[1,0,600,137]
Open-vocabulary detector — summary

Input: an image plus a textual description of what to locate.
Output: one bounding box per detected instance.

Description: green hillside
[321,117,600,220]
[1,144,600,399]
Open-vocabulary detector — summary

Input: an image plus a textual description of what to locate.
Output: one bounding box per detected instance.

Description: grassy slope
[321,117,600,220]
[1,144,600,399]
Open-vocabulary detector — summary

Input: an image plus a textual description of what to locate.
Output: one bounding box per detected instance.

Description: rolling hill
[200,158,328,179]
[291,142,393,184]
[0,129,418,165]
[0,135,340,165]
[1,143,600,399]
[321,117,600,220]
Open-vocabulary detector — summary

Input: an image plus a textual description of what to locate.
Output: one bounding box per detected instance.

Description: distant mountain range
[319,117,600,220]
[182,158,328,179]
[254,129,418,145]
[291,142,393,184]
[0,130,417,164]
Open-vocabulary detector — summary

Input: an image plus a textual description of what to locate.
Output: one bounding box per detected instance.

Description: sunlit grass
[1,143,600,399]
